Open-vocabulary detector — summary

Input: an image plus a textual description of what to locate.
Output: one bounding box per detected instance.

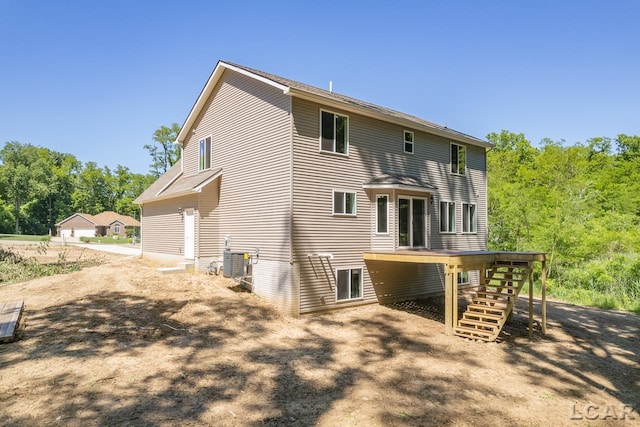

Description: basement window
[336,268,362,301]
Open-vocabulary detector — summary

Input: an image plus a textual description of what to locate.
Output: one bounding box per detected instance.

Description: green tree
[0,142,50,233]
[144,123,181,177]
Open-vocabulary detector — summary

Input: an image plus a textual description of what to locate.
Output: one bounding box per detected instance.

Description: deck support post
[528,263,534,338]
[444,266,455,335]
[541,260,547,334]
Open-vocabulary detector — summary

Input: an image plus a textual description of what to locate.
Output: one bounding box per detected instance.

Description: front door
[398,197,427,249]
[184,208,195,259]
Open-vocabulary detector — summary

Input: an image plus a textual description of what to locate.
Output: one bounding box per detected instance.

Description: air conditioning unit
[223,251,247,278]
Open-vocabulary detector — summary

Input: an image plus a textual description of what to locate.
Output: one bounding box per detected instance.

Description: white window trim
[319,109,349,156]
[462,202,478,234]
[375,194,389,235]
[335,267,364,302]
[332,190,357,216]
[199,135,212,171]
[439,200,457,234]
[457,271,470,285]
[403,130,414,154]
[450,142,466,176]
[397,196,428,249]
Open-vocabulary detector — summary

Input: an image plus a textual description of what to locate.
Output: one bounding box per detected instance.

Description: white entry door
[184,208,195,259]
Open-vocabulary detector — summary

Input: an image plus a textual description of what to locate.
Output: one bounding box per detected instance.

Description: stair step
[467,303,506,314]
[464,311,504,321]
[459,318,499,329]
[477,290,517,299]
[473,296,510,305]
[453,326,495,340]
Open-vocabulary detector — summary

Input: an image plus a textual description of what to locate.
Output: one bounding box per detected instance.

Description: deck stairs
[454,260,532,341]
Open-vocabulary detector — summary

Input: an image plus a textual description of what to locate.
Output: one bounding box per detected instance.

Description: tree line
[0,124,181,235]
[487,131,640,312]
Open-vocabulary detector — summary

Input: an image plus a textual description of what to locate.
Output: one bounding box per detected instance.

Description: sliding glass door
[398,197,427,248]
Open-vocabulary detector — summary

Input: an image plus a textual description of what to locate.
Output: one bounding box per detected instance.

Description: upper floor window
[333,190,356,216]
[462,203,477,233]
[404,131,414,154]
[321,110,348,155]
[440,201,456,233]
[199,137,211,171]
[451,143,466,175]
[376,194,388,234]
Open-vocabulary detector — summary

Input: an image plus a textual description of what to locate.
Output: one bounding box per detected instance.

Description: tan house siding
[179,68,292,264]
[141,195,196,257]
[291,97,488,313]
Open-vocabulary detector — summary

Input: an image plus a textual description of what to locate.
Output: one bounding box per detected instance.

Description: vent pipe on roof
[329,80,333,93]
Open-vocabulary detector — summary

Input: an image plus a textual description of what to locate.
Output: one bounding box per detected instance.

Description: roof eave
[362,183,437,193]
[288,88,491,149]
[175,61,290,146]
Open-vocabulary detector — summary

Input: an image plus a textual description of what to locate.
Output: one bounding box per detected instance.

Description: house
[56,211,140,238]
[134,60,492,316]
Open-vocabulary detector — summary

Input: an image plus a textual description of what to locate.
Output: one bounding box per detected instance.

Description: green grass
[80,236,133,245]
[522,281,640,315]
[0,234,50,242]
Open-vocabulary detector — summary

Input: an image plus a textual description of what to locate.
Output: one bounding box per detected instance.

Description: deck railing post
[541,260,547,334]
[528,263,534,338]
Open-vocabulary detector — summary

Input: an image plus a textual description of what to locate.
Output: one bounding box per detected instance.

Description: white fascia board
[193,169,222,192]
[176,62,290,145]
[155,172,183,197]
[221,62,290,94]
[362,183,435,193]
[289,88,490,149]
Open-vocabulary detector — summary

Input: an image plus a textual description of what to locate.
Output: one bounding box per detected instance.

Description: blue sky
[1,1,638,175]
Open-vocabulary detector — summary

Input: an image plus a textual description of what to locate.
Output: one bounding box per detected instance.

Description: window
[404,130,414,154]
[440,201,456,233]
[457,271,470,285]
[199,137,211,171]
[462,203,477,233]
[114,224,121,234]
[336,268,362,301]
[321,110,348,154]
[333,191,356,215]
[376,195,388,234]
[398,197,427,248]
[451,143,466,175]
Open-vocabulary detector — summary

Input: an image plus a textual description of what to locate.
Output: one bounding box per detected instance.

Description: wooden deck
[363,250,547,339]
[0,301,24,343]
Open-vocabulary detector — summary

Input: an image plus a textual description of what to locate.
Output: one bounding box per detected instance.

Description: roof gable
[175,60,490,149]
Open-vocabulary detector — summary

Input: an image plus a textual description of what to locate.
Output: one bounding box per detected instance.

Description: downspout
[288,94,294,265]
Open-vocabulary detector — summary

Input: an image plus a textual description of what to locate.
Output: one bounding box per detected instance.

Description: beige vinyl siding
[292,97,487,313]
[180,68,292,263]
[196,181,220,257]
[141,195,196,256]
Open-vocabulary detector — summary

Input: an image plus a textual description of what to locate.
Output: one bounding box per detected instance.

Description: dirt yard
[0,244,638,426]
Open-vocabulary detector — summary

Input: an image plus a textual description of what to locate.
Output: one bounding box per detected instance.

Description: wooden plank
[0,301,24,343]
[529,266,534,338]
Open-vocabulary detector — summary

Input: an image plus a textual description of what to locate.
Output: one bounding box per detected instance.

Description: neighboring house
[56,211,140,238]
[135,60,491,315]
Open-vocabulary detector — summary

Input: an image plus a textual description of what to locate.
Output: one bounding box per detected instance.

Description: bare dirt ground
[0,244,638,426]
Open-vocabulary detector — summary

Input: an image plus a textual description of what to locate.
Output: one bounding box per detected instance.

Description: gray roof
[223,61,489,147]
[134,164,222,204]
[364,173,437,191]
